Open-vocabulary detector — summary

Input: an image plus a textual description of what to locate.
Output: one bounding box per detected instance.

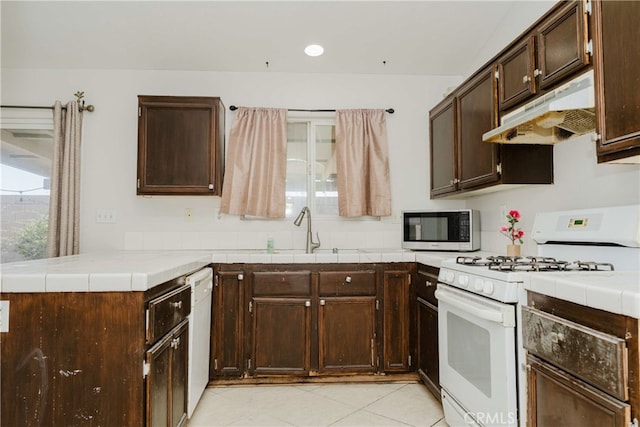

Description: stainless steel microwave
[402,209,480,251]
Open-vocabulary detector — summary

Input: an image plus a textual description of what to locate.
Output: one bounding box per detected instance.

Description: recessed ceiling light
[304,44,324,57]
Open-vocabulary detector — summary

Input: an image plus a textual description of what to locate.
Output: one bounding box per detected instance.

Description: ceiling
[1,1,555,76]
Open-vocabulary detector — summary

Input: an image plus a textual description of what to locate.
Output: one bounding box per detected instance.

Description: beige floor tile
[188,382,445,427]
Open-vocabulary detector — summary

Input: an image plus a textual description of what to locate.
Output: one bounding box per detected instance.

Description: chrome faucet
[293,206,320,253]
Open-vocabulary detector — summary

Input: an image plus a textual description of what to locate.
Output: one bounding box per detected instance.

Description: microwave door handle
[435,288,505,325]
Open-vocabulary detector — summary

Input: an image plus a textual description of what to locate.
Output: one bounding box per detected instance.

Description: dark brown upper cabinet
[429,96,457,197]
[593,0,640,163]
[429,65,553,199]
[497,36,537,111]
[137,96,225,195]
[536,0,590,90]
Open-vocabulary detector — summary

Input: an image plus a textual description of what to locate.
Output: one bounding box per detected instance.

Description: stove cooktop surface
[455,255,615,272]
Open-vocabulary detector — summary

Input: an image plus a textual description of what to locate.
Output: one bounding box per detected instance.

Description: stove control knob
[474,279,484,291]
[445,271,455,283]
[483,280,494,295]
[438,270,447,282]
[458,275,469,287]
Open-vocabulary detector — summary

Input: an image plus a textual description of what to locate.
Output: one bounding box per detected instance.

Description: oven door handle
[435,288,513,326]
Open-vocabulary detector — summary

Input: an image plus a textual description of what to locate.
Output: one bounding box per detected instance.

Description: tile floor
[188,382,448,427]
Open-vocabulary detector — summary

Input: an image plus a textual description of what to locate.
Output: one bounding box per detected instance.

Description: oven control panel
[438,267,520,303]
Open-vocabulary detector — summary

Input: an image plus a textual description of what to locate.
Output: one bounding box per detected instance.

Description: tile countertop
[525,271,640,319]
[0,249,462,293]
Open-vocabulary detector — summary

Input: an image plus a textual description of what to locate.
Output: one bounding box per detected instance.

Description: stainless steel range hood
[483,70,595,144]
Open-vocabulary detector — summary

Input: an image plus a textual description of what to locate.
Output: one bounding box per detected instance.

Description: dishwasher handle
[435,287,515,327]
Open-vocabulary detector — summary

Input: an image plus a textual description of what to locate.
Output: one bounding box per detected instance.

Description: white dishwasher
[186,267,213,418]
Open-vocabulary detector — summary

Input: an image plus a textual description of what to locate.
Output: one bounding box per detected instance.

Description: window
[286,118,337,218]
[0,108,53,262]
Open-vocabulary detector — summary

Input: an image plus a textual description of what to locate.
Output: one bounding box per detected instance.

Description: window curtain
[220,107,288,218]
[46,101,82,257]
[335,109,391,217]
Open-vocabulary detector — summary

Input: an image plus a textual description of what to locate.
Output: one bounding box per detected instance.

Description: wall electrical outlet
[185,208,193,222]
[0,301,9,333]
[96,209,117,223]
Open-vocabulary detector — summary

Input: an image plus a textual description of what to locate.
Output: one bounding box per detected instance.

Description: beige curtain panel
[220,107,288,218]
[336,109,392,217]
[47,101,82,257]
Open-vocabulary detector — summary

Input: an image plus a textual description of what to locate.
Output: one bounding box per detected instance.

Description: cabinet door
[318,297,377,374]
[593,0,640,163]
[456,67,500,190]
[498,36,537,111]
[527,355,630,427]
[251,297,311,376]
[170,321,188,427]
[416,297,439,399]
[429,96,458,197]
[146,333,172,427]
[537,0,589,90]
[383,270,411,372]
[137,96,224,195]
[211,271,244,378]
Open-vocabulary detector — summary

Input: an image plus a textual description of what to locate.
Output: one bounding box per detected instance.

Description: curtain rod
[229,105,394,114]
[1,91,95,113]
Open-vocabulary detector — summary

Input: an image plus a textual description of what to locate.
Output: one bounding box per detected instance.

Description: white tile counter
[1,251,212,292]
[525,271,640,319]
[0,249,474,293]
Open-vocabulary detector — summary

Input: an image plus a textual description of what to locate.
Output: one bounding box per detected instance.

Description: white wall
[1,69,465,252]
[2,66,638,255]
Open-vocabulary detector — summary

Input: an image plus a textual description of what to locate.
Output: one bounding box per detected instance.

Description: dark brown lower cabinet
[527,355,630,427]
[251,297,311,375]
[383,270,411,372]
[318,297,377,374]
[414,266,440,399]
[146,319,189,427]
[211,270,245,378]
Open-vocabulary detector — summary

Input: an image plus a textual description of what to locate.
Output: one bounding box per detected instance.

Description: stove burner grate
[456,256,615,272]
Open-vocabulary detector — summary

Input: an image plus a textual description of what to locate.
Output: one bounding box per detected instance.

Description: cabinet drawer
[416,268,438,304]
[252,271,311,296]
[147,283,191,344]
[319,271,376,296]
[522,306,628,400]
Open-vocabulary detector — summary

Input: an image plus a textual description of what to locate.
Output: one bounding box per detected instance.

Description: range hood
[483,70,595,144]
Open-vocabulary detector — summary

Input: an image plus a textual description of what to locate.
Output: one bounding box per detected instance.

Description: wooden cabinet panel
[318,297,377,373]
[318,270,376,296]
[537,0,589,90]
[211,271,245,378]
[527,355,630,427]
[429,96,457,197]
[251,297,311,375]
[0,292,146,427]
[252,271,311,296]
[414,266,439,399]
[146,319,189,427]
[147,284,191,344]
[498,36,537,110]
[457,67,499,190]
[383,270,411,372]
[137,96,225,195]
[593,0,640,163]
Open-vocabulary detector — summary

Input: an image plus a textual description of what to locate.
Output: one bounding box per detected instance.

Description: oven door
[436,284,518,427]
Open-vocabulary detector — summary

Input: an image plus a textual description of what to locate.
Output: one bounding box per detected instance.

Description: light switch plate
[0,301,9,332]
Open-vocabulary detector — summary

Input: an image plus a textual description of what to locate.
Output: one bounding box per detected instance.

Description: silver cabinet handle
[550,331,565,344]
[523,75,531,84]
[171,337,181,349]
[344,276,352,284]
[171,301,182,309]
[305,300,312,307]
[319,299,326,306]
[426,280,433,288]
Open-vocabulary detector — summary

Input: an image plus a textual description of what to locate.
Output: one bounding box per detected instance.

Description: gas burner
[456,256,486,266]
[489,258,570,272]
[574,261,615,271]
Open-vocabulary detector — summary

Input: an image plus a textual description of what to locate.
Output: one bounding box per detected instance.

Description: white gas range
[435,205,640,427]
